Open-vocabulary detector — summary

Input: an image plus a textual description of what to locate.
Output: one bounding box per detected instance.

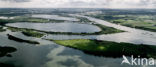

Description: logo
[121,55,155,65]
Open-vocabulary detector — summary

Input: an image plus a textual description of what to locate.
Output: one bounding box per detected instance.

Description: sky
[0,0,155,8]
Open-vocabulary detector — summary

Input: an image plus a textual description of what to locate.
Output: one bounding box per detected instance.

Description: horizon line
[0,7,156,9]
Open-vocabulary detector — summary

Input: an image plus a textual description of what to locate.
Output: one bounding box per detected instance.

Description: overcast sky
[0,0,155,8]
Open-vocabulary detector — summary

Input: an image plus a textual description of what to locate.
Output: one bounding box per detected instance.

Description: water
[55,14,156,45]
[6,22,101,33]
[0,31,154,67]
[32,14,79,21]
[0,30,132,67]
[0,16,14,19]
[1,14,156,67]
[43,32,156,45]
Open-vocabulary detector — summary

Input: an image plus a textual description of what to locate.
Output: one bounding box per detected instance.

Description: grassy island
[7,27,44,38]
[21,31,44,38]
[52,39,156,58]
[7,34,40,44]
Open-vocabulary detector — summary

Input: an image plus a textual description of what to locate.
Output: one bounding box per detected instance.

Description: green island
[21,31,44,38]
[52,39,156,58]
[7,34,40,44]
[94,24,124,34]
[7,27,44,38]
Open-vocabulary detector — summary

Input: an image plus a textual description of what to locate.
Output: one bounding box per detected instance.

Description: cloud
[0,0,155,8]
[0,0,30,2]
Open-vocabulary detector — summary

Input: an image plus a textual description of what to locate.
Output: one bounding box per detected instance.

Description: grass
[7,26,30,32]
[52,39,156,58]
[94,24,124,34]
[21,31,44,38]
[120,21,156,32]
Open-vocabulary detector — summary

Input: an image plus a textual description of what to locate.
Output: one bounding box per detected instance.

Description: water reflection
[0,46,17,58]
[0,40,17,67]
[1,30,149,67]
[1,14,156,67]
[0,16,14,19]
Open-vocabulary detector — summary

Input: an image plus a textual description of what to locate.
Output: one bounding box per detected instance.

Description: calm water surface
[6,22,101,33]
[1,14,156,67]
[0,30,134,67]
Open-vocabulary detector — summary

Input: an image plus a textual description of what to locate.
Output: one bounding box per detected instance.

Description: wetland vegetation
[7,26,44,38]
[21,31,44,38]
[53,39,156,58]
[7,34,40,44]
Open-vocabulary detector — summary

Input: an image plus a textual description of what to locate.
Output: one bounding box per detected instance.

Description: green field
[53,39,156,58]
